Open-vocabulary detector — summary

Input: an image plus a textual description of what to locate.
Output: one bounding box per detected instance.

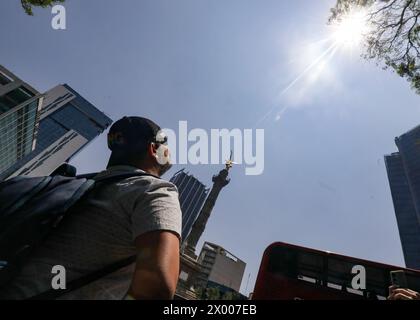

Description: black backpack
[0,169,155,299]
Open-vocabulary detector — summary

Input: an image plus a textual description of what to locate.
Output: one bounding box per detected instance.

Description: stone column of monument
[183,160,232,260]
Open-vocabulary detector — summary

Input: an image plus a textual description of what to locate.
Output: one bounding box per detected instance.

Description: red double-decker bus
[253,242,420,300]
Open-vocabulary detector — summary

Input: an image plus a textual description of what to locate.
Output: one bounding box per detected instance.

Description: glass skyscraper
[0,65,43,177]
[170,169,209,242]
[385,125,420,270]
[2,83,112,180]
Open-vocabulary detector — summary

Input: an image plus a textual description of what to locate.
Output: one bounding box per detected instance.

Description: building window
[179,271,189,282]
[0,71,13,85]
[0,86,34,114]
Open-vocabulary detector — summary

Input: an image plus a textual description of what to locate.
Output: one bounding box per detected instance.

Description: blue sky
[1,0,420,296]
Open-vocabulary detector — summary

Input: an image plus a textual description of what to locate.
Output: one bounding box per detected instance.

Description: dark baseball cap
[107,116,167,151]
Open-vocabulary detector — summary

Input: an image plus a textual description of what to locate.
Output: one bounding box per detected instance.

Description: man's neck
[136,166,160,177]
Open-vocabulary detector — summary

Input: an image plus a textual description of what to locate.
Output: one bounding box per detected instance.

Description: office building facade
[0,65,43,177]
[196,242,246,293]
[170,169,209,241]
[385,125,420,270]
[2,84,112,180]
[395,127,420,224]
[385,153,420,269]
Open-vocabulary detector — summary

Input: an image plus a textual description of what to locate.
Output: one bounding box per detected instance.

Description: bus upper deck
[253,242,420,300]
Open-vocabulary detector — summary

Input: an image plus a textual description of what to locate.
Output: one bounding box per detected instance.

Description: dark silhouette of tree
[221,291,234,300]
[195,286,205,299]
[20,0,65,16]
[330,0,420,93]
[205,287,221,300]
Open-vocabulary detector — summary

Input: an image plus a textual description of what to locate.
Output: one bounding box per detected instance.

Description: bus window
[253,242,420,300]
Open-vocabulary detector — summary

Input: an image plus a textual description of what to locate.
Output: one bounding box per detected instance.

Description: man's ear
[148,142,158,158]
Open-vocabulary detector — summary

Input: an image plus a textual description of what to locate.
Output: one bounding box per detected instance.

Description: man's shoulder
[94,166,178,197]
[121,174,178,194]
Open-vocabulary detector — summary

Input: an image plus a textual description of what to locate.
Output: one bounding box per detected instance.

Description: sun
[333,9,369,48]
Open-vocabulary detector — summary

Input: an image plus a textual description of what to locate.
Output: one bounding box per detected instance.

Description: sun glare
[333,9,369,48]
[256,7,371,126]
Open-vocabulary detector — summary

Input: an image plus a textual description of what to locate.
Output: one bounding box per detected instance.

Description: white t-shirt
[0,165,182,300]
